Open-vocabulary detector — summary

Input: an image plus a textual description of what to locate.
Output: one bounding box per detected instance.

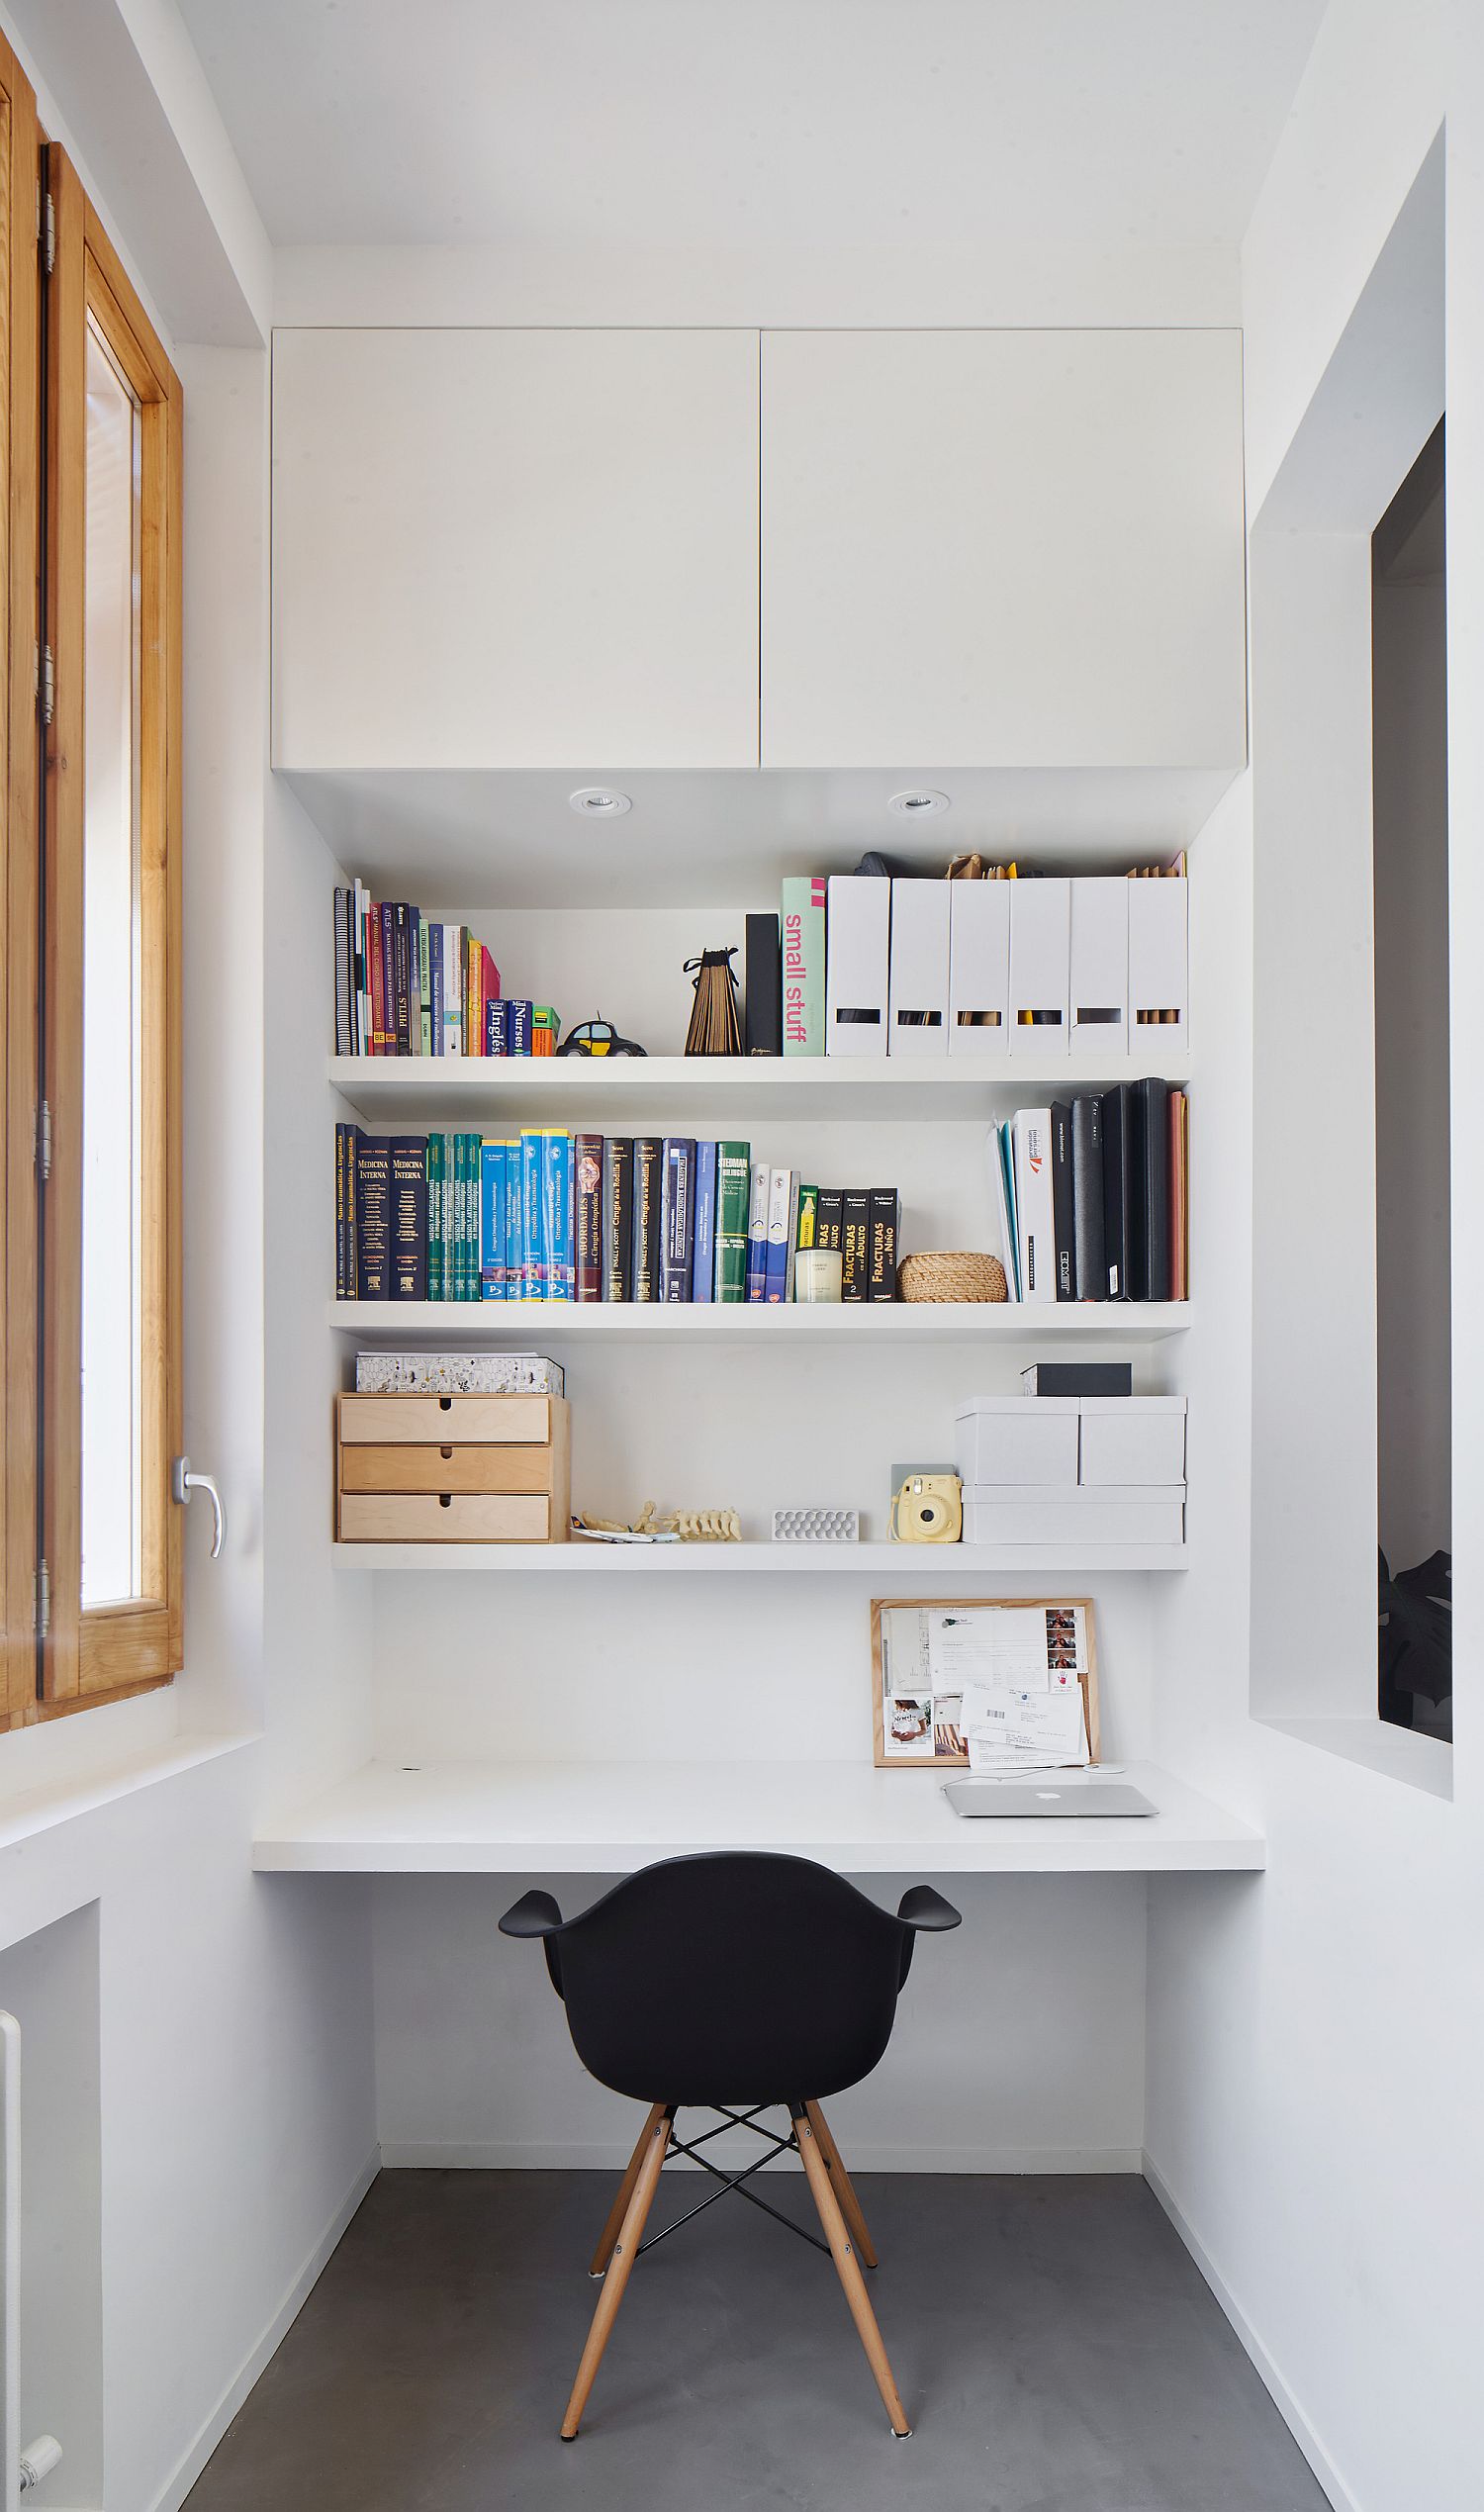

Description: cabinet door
[761,329,1246,770]
[272,328,760,770]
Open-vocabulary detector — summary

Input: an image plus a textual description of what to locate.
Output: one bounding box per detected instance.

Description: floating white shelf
[329,1049,1189,1126]
[331,1538,1187,1573]
[329,1299,1189,1343]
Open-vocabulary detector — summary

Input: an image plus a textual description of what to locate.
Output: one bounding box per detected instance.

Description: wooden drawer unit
[335,1394,570,1542]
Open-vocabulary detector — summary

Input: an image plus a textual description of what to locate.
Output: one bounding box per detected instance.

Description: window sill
[1255,1715,1452,1802]
[0,1727,260,1854]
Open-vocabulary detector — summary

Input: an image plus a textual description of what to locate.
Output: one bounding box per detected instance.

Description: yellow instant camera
[889,1472,964,1543]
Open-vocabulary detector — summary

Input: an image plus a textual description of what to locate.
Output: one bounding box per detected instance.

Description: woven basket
[898,1250,1008,1305]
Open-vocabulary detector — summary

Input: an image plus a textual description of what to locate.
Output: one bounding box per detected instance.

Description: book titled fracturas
[353,1352,565,1396]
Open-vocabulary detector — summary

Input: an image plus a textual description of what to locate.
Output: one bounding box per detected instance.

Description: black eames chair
[499,1850,961,2439]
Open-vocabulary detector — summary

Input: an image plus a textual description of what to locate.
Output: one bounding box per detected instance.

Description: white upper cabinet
[760,329,1247,770]
[272,327,761,771]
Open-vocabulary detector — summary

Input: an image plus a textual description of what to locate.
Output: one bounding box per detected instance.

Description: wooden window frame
[0,72,183,1729]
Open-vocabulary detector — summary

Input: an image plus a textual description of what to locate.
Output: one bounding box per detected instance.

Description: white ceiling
[176,0,1324,257]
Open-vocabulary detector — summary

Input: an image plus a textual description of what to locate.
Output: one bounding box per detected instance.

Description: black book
[603,1138,634,1301]
[745,912,783,1055]
[868,1189,899,1303]
[334,1121,349,1296]
[353,1129,393,1300]
[1071,1095,1107,1302]
[631,1138,662,1302]
[389,1135,428,1299]
[1100,1085,1133,1302]
[841,1190,870,1302]
[1129,1076,1171,1301]
[575,1134,604,1302]
[1050,1102,1074,1300]
[660,1138,696,1302]
[815,1188,844,1253]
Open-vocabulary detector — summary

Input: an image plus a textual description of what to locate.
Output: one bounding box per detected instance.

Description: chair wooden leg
[804,2098,878,2270]
[590,2103,666,2277]
[794,2107,910,2437]
[561,2108,671,2439]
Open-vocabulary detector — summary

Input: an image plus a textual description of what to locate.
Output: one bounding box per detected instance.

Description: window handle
[171,1456,226,1559]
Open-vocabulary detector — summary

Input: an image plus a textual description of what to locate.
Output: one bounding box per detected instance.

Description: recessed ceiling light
[569,787,631,818]
[888,789,951,818]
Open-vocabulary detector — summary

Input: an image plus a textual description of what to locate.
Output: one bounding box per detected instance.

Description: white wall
[1146,12,1484,2512]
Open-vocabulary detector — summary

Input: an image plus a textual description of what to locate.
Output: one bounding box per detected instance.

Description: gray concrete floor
[185,2161,1331,2512]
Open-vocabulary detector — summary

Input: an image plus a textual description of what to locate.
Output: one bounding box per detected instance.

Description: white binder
[887,881,951,1058]
[948,883,1011,1059]
[1128,878,1187,1038]
[825,876,890,1058]
[1008,877,1070,1053]
[1069,878,1129,1054]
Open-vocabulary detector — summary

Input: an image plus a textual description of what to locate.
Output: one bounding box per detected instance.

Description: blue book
[510,998,533,1057]
[745,1158,770,1302]
[520,1130,545,1299]
[506,1139,523,1302]
[486,997,508,1057]
[428,924,443,1056]
[480,1140,506,1298]
[543,1130,574,1302]
[691,1140,716,1303]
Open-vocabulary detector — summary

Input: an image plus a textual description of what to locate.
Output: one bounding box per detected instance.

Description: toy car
[556,1017,647,1058]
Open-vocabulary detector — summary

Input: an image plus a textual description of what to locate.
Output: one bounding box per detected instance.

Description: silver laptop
[942,1779,1156,1819]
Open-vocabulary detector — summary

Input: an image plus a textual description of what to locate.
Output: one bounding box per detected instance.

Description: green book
[426,1135,443,1301]
[714,1139,752,1301]
[453,1132,466,1301]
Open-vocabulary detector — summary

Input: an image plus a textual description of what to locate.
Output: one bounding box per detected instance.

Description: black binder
[1128,1076,1171,1301]
[1071,1095,1107,1301]
[1099,1084,1133,1302]
[745,913,782,1055]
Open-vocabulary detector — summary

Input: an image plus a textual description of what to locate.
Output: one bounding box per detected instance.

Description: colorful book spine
[815,1187,843,1254]
[691,1140,717,1303]
[520,1130,545,1300]
[505,1136,523,1301]
[714,1141,751,1302]
[542,1130,574,1301]
[334,1121,351,1295]
[781,875,826,1057]
[868,1189,899,1303]
[746,1159,771,1301]
[631,1138,662,1302]
[661,1139,696,1302]
[575,1134,604,1302]
[425,1135,443,1301]
[389,1137,428,1298]
[841,1189,870,1302]
[354,1130,392,1298]
[442,927,462,1056]
[480,1139,506,1298]
[509,998,532,1057]
[603,1138,634,1301]
[797,1182,818,1254]
[764,1166,798,1304]
[417,914,431,1057]
[369,909,387,1054]
[531,1006,560,1057]
[487,998,509,1057]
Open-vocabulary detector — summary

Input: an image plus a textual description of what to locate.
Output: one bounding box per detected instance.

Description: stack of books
[335,1126,900,1306]
[332,884,557,1058]
[989,1080,1188,1303]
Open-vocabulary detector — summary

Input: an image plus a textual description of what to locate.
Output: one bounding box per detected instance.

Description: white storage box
[1007,876,1069,1050]
[1128,876,1188,1037]
[825,874,890,1058]
[887,880,951,1057]
[947,881,1010,1059]
[963,1484,1186,1545]
[1078,1397,1187,1486]
[1068,878,1130,1053]
[954,1395,1080,1486]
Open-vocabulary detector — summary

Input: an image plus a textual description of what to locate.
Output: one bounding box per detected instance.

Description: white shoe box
[1078,1398,1186,1486]
[954,1396,1080,1486]
[962,1485,1186,1545]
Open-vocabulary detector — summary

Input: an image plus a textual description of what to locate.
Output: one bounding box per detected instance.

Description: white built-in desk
[252,1759,1263,1878]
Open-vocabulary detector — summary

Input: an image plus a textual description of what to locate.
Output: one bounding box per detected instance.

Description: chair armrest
[499,1889,564,1940]
[897,1885,962,1932]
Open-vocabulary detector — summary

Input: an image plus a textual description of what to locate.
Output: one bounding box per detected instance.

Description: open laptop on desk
[942,1778,1157,1818]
